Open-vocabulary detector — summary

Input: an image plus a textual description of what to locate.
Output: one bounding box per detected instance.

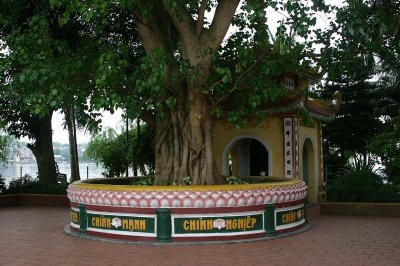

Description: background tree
[0,132,11,164]
[85,124,155,177]
[320,0,399,79]
[321,77,382,171]
[61,2,146,181]
[0,100,58,182]
[368,117,400,184]
[0,0,104,182]
[85,128,128,177]
[320,0,399,182]
[0,1,58,182]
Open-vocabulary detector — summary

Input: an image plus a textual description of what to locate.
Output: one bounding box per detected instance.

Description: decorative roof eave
[284,68,324,86]
[220,91,341,122]
[307,111,336,122]
[297,68,324,85]
[305,92,342,121]
[257,95,339,122]
[301,100,337,122]
[258,96,305,116]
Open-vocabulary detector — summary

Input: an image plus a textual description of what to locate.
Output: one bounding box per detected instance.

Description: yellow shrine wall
[213,115,284,177]
[213,115,323,203]
[298,120,322,203]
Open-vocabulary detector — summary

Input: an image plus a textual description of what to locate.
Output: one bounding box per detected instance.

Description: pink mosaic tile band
[67,183,307,208]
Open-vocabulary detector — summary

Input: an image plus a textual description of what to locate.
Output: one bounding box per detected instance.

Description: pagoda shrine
[212,71,341,203]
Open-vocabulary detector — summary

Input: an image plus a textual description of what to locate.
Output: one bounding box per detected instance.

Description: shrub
[4,174,68,195]
[0,174,6,194]
[225,176,249,185]
[132,177,153,186]
[130,176,193,186]
[326,169,400,203]
[86,125,155,177]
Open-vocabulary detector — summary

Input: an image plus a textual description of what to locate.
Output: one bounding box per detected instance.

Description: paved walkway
[0,205,399,266]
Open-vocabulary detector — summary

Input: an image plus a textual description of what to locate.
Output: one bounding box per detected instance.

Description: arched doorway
[302,137,316,202]
[222,135,271,177]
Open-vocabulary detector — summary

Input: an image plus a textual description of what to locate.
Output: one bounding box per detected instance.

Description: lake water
[0,161,105,185]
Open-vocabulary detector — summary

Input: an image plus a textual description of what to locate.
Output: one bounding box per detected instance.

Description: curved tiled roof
[255,93,340,121]
[219,70,340,121]
[305,98,338,117]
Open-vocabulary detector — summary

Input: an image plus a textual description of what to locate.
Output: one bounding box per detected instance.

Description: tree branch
[140,109,156,129]
[162,1,198,59]
[204,0,240,49]
[214,52,268,107]
[213,86,247,108]
[132,2,180,94]
[132,10,161,54]
[196,0,208,37]
[132,1,173,55]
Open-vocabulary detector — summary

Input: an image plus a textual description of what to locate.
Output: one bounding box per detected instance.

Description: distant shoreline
[0,161,105,185]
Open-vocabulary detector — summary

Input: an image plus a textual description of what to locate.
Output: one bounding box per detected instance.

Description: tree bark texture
[153,83,224,185]
[27,114,57,183]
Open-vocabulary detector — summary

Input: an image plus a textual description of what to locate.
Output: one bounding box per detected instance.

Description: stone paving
[0,205,399,266]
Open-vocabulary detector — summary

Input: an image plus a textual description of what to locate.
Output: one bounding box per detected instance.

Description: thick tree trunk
[66,106,80,182]
[153,88,223,185]
[188,90,215,185]
[133,119,140,176]
[154,109,187,185]
[125,114,129,177]
[27,114,57,184]
[132,1,240,186]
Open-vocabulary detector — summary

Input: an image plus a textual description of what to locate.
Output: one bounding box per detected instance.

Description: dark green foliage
[324,82,381,151]
[225,176,249,185]
[323,149,349,182]
[85,128,130,177]
[79,175,285,186]
[83,177,143,185]
[320,0,400,82]
[321,79,382,172]
[0,135,11,163]
[78,176,156,186]
[0,0,98,183]
[319,0,400,184]
[0,174,6,194]
[4,174,68,195]
[368,117,400,184]
[326,170,400,203]
[132,177,154,186]
[85,123,155,177]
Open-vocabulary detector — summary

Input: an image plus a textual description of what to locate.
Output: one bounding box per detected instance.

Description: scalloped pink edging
[67,183,307,208]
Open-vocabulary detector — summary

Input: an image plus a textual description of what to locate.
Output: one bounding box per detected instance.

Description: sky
[52,109,124,144]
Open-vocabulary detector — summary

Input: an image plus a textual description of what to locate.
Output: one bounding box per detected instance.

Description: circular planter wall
[67,177,307,242]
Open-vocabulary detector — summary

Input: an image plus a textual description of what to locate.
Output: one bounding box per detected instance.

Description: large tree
[57,0,329,185]
[0,0,103,182]
[319,0,399,179]
[321,78,383,168]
